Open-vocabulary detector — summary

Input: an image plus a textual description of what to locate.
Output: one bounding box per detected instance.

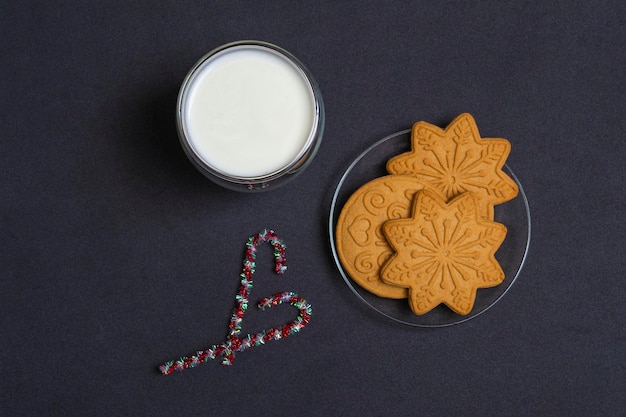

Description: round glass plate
[329,130,531,327]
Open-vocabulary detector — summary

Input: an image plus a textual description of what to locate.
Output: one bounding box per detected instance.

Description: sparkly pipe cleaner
[159,229,312,375]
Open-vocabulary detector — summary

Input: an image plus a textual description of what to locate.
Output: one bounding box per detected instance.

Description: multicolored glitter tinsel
[159,229,312,375]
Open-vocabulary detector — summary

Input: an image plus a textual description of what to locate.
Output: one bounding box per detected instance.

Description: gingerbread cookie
[386,113,518,219]
[336,176,439,299]
[381,189,507,315]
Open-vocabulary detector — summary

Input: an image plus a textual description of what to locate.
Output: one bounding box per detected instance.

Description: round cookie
[335,175,435,299]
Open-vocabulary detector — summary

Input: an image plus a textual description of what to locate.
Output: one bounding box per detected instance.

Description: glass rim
[176,40,324,184]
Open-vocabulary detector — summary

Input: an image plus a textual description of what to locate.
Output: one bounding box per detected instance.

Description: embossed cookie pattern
[336,176,438,299]
[386,113,518,219]
[381,190,507,315]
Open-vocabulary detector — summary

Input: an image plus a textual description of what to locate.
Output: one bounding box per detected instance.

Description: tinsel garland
[159,229,312,375]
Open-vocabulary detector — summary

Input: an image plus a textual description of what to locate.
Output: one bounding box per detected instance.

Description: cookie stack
[335,113,518,315]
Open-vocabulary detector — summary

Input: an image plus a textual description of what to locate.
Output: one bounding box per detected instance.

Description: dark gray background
[2,2,624,416]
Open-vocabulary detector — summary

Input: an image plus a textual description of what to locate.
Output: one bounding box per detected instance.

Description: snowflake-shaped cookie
[381,189,507,315]
[386,113,518,219]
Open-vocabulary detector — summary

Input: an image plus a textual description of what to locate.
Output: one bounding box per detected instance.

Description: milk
[180,45,317,179]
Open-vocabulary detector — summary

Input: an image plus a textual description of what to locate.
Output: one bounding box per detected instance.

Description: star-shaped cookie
[381,189,507,315]
[386,113,518,219]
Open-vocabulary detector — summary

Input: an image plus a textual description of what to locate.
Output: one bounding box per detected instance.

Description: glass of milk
[177,41,325,191]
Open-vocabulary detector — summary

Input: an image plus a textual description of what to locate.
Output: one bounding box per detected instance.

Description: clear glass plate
[329,129,531,327]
